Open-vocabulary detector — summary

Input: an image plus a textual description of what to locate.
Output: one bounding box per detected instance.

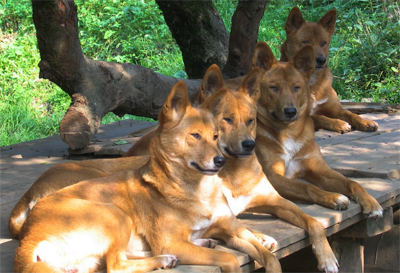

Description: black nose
[213,156,225,168]
[242,139,256,152]
[316,56,326,66]
[284,107,297,118]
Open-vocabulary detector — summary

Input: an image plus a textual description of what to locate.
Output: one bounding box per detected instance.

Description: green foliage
[1,0,398,147]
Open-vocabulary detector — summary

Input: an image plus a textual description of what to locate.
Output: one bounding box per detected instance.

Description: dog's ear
[285,7,305,35]
[198,64,224,104]
[239,68,261,103]
[159,80,191,129]
[318,9,336,35]
[251,42,277,73]
[291,45,315,80]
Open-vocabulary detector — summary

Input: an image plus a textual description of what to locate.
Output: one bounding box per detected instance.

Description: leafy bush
[1,0,398,146]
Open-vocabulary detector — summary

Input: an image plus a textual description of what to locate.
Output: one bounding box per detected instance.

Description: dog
[125,64,339,273]
[14,80,281,273]
[281,6,378,133]
[251,41,382,220]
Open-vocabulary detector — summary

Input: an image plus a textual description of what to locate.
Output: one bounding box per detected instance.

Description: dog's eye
[293,86,300,93]
[270,86,279,93]
[248,119,254,126]
[302,40,310,44]
[191,133,201,140]
[223,118,233,124]
[321,41,327,47]
[213,134,218,141]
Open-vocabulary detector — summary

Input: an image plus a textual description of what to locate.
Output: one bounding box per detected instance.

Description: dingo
[252,41,382,219]
[14,81,281,273]
[126,65,339,273]
[281,7,378,133]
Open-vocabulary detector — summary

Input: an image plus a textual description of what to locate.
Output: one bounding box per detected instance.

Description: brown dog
[281,7,378,133]
[14,80,281,273]
[252,41,382,220]
[126,65,339,273]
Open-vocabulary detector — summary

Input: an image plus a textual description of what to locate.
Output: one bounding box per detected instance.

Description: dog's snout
[242,139,256,152]
[284,107,297,118]
[316,56,326,66]
[213,156,225,168]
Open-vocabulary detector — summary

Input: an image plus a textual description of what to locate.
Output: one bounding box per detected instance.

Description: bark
[156,0,229,79]
[222,0,268,78]
[32,0,201,150]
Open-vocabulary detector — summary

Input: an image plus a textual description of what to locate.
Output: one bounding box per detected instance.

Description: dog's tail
[8,193,35,239]
[14,243,60,273]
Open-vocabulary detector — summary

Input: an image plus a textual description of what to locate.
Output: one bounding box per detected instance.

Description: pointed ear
[159,81,191,129]
[198,64,224,104]
[290,45,315,80]
[239,68,261,103]
[318,9,336,35]
[285,7,305,35]
[251,42,277,73]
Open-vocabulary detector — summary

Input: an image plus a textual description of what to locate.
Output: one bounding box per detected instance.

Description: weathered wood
[331,237,364,273]
[32,0,202,150]
[156,0,229,79]
[339,207,393,238]
[222,0,268,78]
[341,101,400,114]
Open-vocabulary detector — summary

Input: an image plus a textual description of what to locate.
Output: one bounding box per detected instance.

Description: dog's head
[251,41,314,124]
[156,81,224,176]
[282,6,336,70]
[200,65,261,158]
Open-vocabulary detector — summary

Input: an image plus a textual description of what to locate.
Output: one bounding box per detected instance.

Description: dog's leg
[192,238,218,248]
[266,168,350,210]
[302,155,383,217]
[107,252,179,273]
[247,230,277,251]
[248,192,339,273]
[313,88,378,132]
[311,114,351,133]
[159,241,241,272]
[210,220,282,273]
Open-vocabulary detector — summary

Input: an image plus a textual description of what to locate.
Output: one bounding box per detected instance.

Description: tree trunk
[156,0,229,79]
[32,0,201,150]
[222,0,268,78]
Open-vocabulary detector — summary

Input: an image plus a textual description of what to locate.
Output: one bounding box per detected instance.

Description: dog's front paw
[335,120,351,134]
[253,232,278,251]
[363,200,383,218]
[192,238,218,248]
[312,242,338,273]
[324,194,349,210]
[355,119,378,132]
[158,254,179,269]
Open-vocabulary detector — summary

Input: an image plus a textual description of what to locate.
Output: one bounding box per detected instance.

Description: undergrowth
[1,0,399,146]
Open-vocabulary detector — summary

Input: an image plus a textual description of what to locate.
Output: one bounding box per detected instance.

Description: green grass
[1,0,399,146]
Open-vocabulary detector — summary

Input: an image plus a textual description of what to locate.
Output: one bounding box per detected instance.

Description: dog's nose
[242,139,256,152]
[284,107,297,118]
[213,156,225,168]
[316,56,326,66]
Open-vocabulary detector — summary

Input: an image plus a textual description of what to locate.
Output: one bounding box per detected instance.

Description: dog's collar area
[190,162,220,175]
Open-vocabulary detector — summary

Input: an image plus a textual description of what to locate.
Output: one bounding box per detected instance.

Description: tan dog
[252,41,382,220]
[126,65,339,273]
[14,80,281,273]
[281,7,378,133]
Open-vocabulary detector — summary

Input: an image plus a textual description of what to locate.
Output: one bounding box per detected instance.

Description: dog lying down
[14,78,282,272]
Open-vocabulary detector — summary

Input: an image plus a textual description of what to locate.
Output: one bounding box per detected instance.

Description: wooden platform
[1,113,399,272]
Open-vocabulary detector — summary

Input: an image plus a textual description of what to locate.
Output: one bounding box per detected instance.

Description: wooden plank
[331,237,364,273]
[339,207,393,238]
[341,101,400,114]
[320,130,400,180]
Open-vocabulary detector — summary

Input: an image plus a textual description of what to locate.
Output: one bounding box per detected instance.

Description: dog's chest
[280,138,305,178]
